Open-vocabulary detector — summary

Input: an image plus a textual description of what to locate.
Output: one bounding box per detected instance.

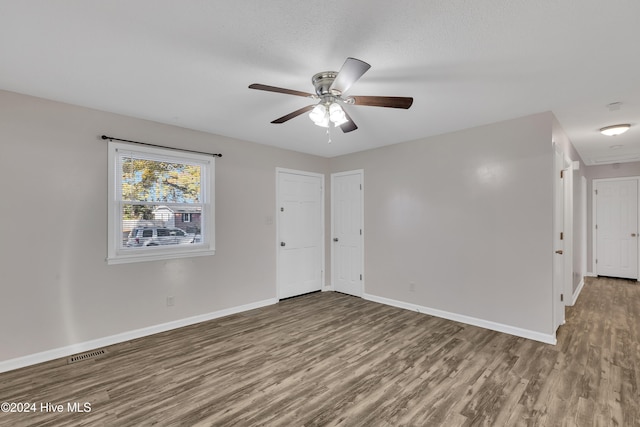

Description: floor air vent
[67,348,108,364]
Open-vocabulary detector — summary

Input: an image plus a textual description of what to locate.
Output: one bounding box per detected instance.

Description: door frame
[275,167,325,299]
[592,176,640,280]
[330,169,364,296]
[562,161,574,309]
[553,147,572,330]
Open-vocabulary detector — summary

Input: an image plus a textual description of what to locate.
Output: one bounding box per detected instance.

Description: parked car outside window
[126,227,196,247]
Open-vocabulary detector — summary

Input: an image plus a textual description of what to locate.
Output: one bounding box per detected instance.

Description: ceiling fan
[249,57,413,133]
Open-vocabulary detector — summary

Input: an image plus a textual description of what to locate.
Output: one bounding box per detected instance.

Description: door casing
[592,177,640,280]
[553,147,572,331]
[331,170,364,297]
[276,168,325,299]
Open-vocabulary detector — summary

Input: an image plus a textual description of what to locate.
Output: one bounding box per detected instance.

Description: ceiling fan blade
[329,57,371,95]
[339,109,358,133]
[249,83,314,98]
[349,96,413,109]
[271,105,316,124]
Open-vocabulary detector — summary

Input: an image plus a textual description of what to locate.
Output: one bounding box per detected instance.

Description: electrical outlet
[409,282,416,292]
[166,296,175,307]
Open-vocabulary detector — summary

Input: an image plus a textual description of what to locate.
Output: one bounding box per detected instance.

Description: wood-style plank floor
[0,276,638,426]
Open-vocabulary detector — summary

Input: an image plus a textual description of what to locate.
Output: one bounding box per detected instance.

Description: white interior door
[595,178,639,279]
[553,149,566,330]
[331,170,363,297]
[277,169,324,299]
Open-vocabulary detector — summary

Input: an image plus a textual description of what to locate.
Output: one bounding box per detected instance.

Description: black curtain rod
[101,135,222,158]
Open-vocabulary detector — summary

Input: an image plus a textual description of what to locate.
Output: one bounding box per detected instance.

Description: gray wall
[330,112,556,334]
[1,89,586,366]
[0,90,328,362]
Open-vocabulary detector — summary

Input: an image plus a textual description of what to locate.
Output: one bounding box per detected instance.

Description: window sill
[107,248,215,265]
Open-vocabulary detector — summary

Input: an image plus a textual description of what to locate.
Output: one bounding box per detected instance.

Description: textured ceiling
[1,1,639,161]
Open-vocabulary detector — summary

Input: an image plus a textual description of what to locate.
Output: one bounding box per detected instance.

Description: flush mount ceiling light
[600,124,631,136]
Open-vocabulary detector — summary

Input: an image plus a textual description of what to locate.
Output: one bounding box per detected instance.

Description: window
[107,141,215,264]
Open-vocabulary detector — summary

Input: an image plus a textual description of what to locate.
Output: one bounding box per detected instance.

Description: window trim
[107,141,215,265]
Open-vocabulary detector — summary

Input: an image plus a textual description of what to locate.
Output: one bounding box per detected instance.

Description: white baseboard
[0,298,278,374]
[362,293,556,345]
[585,271,597,277]
[570,278,585,306]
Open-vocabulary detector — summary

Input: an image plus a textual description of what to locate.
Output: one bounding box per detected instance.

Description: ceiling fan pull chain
[327,127,332,144]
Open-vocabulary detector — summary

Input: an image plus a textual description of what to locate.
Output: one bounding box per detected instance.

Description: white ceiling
[1,1,639,161]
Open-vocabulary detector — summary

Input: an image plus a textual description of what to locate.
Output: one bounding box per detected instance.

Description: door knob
[555,250,563,255]
[280,242,286,247]
[632,233,637,237]
[333,238,339,242]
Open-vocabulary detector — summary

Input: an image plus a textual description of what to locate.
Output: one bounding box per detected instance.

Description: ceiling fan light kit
[309,104,330,127]
[328,102,348,126]
[600,124,631,136]
[249,57,413,136]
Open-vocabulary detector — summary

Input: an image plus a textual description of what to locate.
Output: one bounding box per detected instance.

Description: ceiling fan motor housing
[312,72,339,96]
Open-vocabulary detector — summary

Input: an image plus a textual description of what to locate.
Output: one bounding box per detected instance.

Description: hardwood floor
[0,276,638,426]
